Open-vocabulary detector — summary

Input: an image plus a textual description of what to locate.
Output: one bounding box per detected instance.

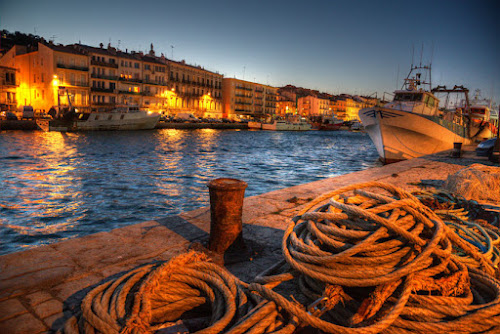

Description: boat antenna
[429,42,434,88]
[411,44,415,69]
[419,43,424,67]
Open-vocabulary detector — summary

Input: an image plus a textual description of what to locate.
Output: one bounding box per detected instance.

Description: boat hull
[262,122,312,131]
[247,121,262,130]
[37,112,160,132]
[359,107,472,163]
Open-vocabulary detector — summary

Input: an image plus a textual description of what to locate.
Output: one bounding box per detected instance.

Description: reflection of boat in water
[261,118,312,131]
[359,64,493,163]
[37,106,160,132]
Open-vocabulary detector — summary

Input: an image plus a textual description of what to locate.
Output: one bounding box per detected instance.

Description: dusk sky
[1,0,499,104]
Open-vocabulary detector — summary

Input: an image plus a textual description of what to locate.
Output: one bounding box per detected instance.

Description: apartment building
[0,43,90,112]
[222,78,278,120]
[1,41,224,117]
[168,60,222,118]
[141,54,168,112]
[330,96,347,120]
[0,65,18,111]
[297,94,330,118]
[276,97,297,117]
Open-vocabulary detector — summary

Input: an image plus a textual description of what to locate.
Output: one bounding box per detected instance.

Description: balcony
[235,85,252,91]
[91,74,118,80]
[91,59,118,68]
[92,102,116,106]
[142,91,155,96]
[56,63,89,71]
[143,80,166,86]
[118,90,141,95]
[91,87,116,93]
[118,77,142,83]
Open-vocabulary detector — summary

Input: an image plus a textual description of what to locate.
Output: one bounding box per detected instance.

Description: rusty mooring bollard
[207,178,247,255]
[451,142,462,158]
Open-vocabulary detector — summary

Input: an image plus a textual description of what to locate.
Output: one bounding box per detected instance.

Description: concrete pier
[0,146,497,333]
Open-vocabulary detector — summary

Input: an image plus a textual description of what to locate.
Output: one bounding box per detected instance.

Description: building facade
[297,95,330,118]
[168,60,223,118]
[0,65,18,112]
[0,42,224,118]
[222,78,278,120]
[276,97,297,117]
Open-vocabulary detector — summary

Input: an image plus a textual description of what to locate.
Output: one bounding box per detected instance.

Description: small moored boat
[37,105,160,132]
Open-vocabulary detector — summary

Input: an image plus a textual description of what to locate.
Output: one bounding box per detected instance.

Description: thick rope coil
[61,181,500,334]
[414,189,500,277]
[61,251,298,334]
[253,182,500,333]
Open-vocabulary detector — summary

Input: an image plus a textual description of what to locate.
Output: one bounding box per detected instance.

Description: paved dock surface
[0,146,497,333]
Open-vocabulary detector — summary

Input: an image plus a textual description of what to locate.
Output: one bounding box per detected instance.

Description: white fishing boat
[37,106,160,132]
[359,65,492,163]
[261,118,312,131]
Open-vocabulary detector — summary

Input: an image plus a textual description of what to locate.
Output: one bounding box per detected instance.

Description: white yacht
[37,106,160,132]
[261,118,312,131]
[359,65,492,163]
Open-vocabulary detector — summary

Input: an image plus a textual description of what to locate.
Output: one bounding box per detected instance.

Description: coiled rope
[251,182,500,333]
[63,181,500,333]
[414,189,500,277]
[62,251,298,334]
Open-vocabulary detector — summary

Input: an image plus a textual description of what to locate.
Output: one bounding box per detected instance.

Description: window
[41,73,44,82]
[134,62,139,69]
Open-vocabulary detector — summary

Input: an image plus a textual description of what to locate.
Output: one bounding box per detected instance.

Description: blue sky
[1,0,499,104]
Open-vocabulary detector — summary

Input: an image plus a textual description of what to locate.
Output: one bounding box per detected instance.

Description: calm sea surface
[0,129,380,255]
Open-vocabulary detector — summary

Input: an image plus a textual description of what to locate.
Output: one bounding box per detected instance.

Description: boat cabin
[388,90,440,116]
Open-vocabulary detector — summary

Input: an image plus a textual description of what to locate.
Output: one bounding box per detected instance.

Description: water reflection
[0,130,380,254]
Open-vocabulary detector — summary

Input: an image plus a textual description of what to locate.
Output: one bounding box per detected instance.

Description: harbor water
[0,129,380,255]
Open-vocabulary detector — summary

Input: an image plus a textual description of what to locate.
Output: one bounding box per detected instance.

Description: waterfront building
[0,65,18,112]
[222,78,278,120]
[330,96,347,121]
[141,52,169,113]
[72,44,119,111]
[74,44,170,112]
[297,94,330,118]
[276,97,297,117]
[345,95,374,121]
[0,43,90,113]
[168,60,222,118]
[0,41,223,118]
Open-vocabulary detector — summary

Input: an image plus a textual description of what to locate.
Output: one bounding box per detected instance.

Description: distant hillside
[0,30,46,55]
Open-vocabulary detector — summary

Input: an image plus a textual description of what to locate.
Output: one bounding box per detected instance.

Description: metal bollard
[451,142,462,158]
[207,178,247,255]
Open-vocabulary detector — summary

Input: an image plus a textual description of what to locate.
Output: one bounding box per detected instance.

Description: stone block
[24,290,53,307]
[53,274,103,310]
[33,299,63,319]
[0,246,76,292]
[0,312,47,333]
[0,298,28,322]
